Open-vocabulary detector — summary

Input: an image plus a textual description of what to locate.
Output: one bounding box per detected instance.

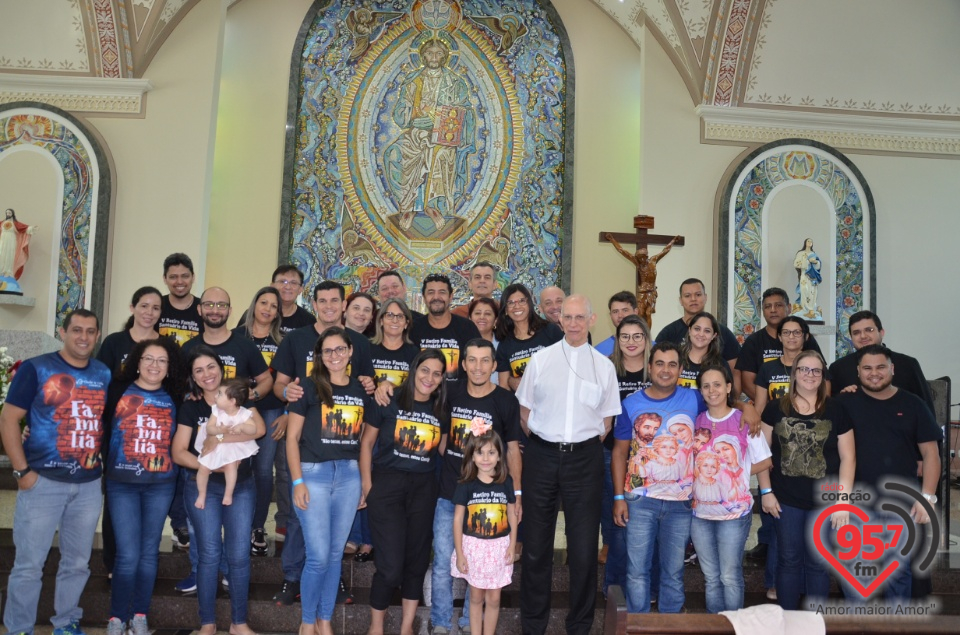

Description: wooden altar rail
[603,586,960,635]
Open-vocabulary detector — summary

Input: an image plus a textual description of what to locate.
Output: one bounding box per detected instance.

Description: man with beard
[429,338,522,634]
[181,287,273,400]
[158,253,203,345]
[409,273,480,381]
[268,280,375,605]
[611,341,699,614]
[838,344,941,601]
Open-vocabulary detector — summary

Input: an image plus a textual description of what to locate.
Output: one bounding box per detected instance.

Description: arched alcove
[717,139,876,360]
[0,103,112,333]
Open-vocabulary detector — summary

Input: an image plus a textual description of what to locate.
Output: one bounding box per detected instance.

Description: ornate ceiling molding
[0,74,152,115]
[698,105,960,158]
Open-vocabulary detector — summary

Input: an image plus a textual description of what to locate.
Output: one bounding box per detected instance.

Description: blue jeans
[690,514,752,613]
[107,479,176,621]
[430,497,470,631]
[294,460,361,623]
[774,504,830,610]
[3,476,102,634]
[601,447,627,596]
[624,495,692,613]
[185,476,255,625]
[281,480,306,582]
[757,507,779,589]
[252,408,284,530]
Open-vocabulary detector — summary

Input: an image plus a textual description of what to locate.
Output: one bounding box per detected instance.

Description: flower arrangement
[0,346,22,416]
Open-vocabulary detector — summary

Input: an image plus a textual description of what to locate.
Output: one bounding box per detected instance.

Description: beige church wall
[845,153,960,385]
[205,0,315,311]
[0,149,60,330]
[86,0,226,334]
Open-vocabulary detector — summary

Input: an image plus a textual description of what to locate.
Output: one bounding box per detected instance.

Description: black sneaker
[251,528,268,556]
[273,579,300,605]
[173,526,190,550]
[337,576,354,605]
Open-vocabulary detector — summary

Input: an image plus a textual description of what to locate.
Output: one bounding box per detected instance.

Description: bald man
[181,287,273,404]
[538,286,565,324]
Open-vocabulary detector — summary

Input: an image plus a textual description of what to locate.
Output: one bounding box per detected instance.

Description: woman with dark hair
[678,311,724,393]
[602,314,652,596]
[468,296,499,344]
[344,292,378,338]
[690,364,772,613]
[287,326,368,635]
[97,286,164,374]
[172,345,265,635]
[758,349,854,610]
[494,283,562,391]
[360,349,449,635]
[102,337,183,635]
[754,316,829,414]
[234,286,287,556]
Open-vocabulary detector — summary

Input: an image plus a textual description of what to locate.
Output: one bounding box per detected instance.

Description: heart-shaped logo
[812,504,901,599]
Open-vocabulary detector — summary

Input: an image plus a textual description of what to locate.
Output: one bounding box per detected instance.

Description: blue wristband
[283,385,288,400]
[613,494,625,501]
[292,478,304,486]
[760,488,773,495]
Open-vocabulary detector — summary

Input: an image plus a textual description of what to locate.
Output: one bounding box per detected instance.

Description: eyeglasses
[321,346,350,358]
[618,333,646,343]
[201,301,230,310]
[851,326,878,336]
[383,311,407,322]
[796,366,823,377]
[273,279,301,287]
[506,298,527,308]
[780,329,804,338]
[142,356,169,366]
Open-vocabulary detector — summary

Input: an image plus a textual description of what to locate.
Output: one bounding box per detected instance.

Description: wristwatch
[252,389,261,401]
[12,466,32,480]
[921,493,938,504]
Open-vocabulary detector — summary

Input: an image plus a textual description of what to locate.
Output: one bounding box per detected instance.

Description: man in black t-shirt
[158,252,203,346]
[838,345,941,601]
[828,310,934,411]
[409,273,481,380]
[180,287,273,402]
[737,287,821,401]
[236,264,316,335]
[430,338,522,633]
[655,278,741,371]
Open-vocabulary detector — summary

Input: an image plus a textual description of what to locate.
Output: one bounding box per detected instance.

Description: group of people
[0,256,942,635]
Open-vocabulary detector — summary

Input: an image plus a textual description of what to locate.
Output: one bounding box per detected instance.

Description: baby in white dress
[195,378,259,507]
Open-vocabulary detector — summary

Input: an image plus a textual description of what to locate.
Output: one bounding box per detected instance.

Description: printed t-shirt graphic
[158,295,203,346]
[691,409,762,520]
[614,387,699,501]
[495,323,563,378]
[367,396,446,472]
[454,477,516,540]
[409,314,481,379]
[756,358,791,401]
[7,352,110,481]
[370,342,419,387]
[108,384,177,476]
[289,379,369,462]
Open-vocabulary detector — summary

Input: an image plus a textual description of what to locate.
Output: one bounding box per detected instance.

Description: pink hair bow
[469,416,492,437]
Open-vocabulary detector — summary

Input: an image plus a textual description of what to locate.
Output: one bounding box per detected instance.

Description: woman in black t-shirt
[234,286,287,555]
[754,316,820,414]
[97,286,163,374]
[678,311,724,393]
[286,326,368,635]
[171,346,265,635]
[360,349,449,635]
[757,349,854,611]
[494,283,562,391]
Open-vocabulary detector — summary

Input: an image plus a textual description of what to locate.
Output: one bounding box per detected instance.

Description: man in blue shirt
[0,309,111,635]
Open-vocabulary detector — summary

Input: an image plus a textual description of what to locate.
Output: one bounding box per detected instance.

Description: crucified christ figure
[604,232,681,328]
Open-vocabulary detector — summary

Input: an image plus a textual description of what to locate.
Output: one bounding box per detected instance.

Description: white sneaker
[128,614,150,635]
[107,617,124,635]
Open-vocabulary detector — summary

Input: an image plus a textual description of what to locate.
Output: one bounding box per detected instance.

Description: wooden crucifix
[599,215,684,329]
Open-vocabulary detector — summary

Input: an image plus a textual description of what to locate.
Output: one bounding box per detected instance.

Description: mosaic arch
[280,0,573,307]
[0,103,111,332]
[718,139,876,358]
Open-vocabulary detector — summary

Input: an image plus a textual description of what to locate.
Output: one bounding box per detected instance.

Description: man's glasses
[201,302,230,310]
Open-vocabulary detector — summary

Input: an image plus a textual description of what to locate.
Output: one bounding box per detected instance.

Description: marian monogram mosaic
[287,0,570,304]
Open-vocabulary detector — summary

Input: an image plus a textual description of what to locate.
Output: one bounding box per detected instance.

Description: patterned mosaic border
[718,139,876,358]
[0,103,110,332]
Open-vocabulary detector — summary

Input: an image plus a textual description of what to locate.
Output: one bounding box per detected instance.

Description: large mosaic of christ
[285,0,570,305]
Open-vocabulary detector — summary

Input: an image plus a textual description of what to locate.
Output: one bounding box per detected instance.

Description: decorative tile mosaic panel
[287,0,569,304]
